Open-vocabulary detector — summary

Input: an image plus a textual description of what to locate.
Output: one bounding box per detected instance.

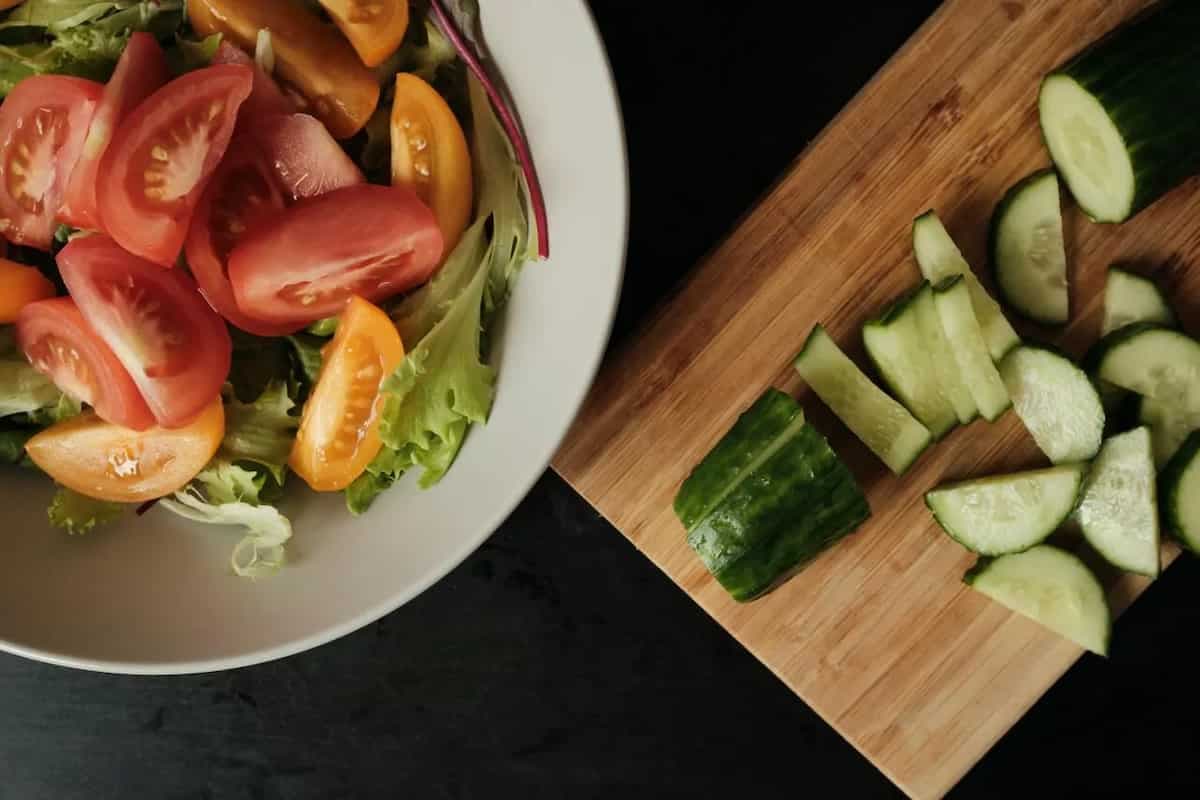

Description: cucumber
[913,211,1021,360]
[925,464,1087,556]
[677,388,871,601]
[999,345,1104,463]
[933,277,1011,422]
[913,282,977,425]
[1159,430,1200,554]
[863,285,958,438]
[1039,0,1200,222]
[1092,324,1200,414]
[1076,427,1159,576]
[793,325,932,475]
[964,545,1110,656]
[990,170,1068,324]
[1138,394,1200,468]
[1102,267,1176,336]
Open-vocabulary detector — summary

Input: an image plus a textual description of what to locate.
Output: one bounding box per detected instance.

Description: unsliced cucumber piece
[990,170,1068,324]
[1077,427,1159,576]
[1093,324,1200,414]
[913,282,977,424]
[1102,267,1176,336]
[793,325,932,474]
[913,211,1020,360]
[965,545,1110,656]
[1039,1,1200,223]
[999,345,1103,463]
[933,277,1011,421]
[926,464,1086,555]
[1160,430,1200,554]
[863,285,958,438]
[1138,394,1200,468]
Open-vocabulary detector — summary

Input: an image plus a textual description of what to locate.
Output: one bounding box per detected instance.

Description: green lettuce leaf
[164,31,220,75]
[220,381,299,486]
[0,426,33,465]
[0,328,80,423]
[345,445,407,514]
[286,334,324,386]
[47,485,123,534]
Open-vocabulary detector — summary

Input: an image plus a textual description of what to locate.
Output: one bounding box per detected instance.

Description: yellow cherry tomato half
[0,258,55,323]
[320,0,409,68]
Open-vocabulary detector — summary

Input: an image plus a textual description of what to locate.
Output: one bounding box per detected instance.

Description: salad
[0,0,547,576]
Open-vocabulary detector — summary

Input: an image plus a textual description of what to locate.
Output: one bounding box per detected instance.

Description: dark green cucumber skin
[1081,321,1177,375]
[685,420,870,602]
[674,388,801,531]
[989,168,1064,325]
[1158,429,1200,553]
[1043,0,1200,220]
[865,281,926,328]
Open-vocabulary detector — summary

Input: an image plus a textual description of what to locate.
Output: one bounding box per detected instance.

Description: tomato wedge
[58,235,232,428]
[290,296,404,491]
[59,33,169,232]
[253,113,364,200]
[211,40,293,120]
[320,0,409,68]
[0,76,103,249]
[97,64,253,266]
[391,74,473,255]
[16,297,155,431]
[228,184,443,326]
[0,258,55,323]
[185,139,296,336]
[25,399,224,503]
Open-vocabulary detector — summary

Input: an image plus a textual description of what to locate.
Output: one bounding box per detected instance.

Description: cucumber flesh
[913,282,977,424]
[925,464,1087,556]
[863,285,958,438]
[1094,324,1200,414]
[933,277,1011,421]
[1160,430,1200,554]
[965,545,1110,656]
[991,170,1068,324]
[1077,427,1159,576]
[1102,267,1176,336]
[999,345,1103,463]
[913,211,1020,360]
[793,325,932,475]
[1138,394,1200,468]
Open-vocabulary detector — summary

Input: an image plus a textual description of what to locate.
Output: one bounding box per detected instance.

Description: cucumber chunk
[1160,430,1200,554]
[1102,267,1176,336]
[1077,427,1159,576]
[999,345,1104,463]
[933,277,1011,421]
[965,545,1110,656]
[991,170,1068,324]
[793,325,932,475]
[1093,324,1200,414]
[1138,394,1200,468]
[926,464,1087,556]
[913,282,977,424]
[913,211,1021,360]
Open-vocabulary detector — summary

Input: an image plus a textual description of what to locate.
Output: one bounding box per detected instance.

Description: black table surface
[4,3,1200,798]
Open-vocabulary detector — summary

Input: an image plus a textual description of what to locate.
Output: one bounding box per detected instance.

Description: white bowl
[0,0,628,674]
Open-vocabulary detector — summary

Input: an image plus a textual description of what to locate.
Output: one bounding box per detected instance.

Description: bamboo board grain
[550,1,1198,797]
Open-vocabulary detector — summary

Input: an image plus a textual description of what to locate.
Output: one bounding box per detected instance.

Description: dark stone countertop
[3,3,1199,798]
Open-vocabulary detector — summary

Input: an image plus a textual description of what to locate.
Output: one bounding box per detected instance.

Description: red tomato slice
[97,64,253,267]
[0,76,103,249]
[57,235,232,428]
[16,297,155,431]
[252,113,364,200]
[211,41,293,119]
[185,139,297,336]
[229,184,444,325]
[59,33,169,232]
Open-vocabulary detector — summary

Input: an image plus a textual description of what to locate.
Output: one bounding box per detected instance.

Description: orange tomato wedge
[289,296,404,491]
[25,398,224,503]
[391,73,473,255]
[0,258,55,323]
[320,0,409,68]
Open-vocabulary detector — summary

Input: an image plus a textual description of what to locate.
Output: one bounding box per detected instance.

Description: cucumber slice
[913,211,1020,360]
[926,464,1087,556]
[793,325,932,475]
[1160,430,1200,554]
[933,276,1011,422]
[999,345,1103,463]
[964,545,1110,656]
[1077,427,1159,576]
[1102,267,1176,336]
[990,170,1068,324]
[1039,1,1200,223]
[1093,324,1200,414]
[863,285,958,438]
[913,282,977,424]
[1138,394,1200,468]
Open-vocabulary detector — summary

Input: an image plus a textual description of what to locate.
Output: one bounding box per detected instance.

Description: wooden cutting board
[551,1,1200,797]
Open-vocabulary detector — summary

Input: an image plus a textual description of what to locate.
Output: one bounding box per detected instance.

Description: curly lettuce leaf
[285,334,324,386]
[0,359,62,417]
[220,381,299,486]
[344,445,407,515]
[47,485,123,534]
